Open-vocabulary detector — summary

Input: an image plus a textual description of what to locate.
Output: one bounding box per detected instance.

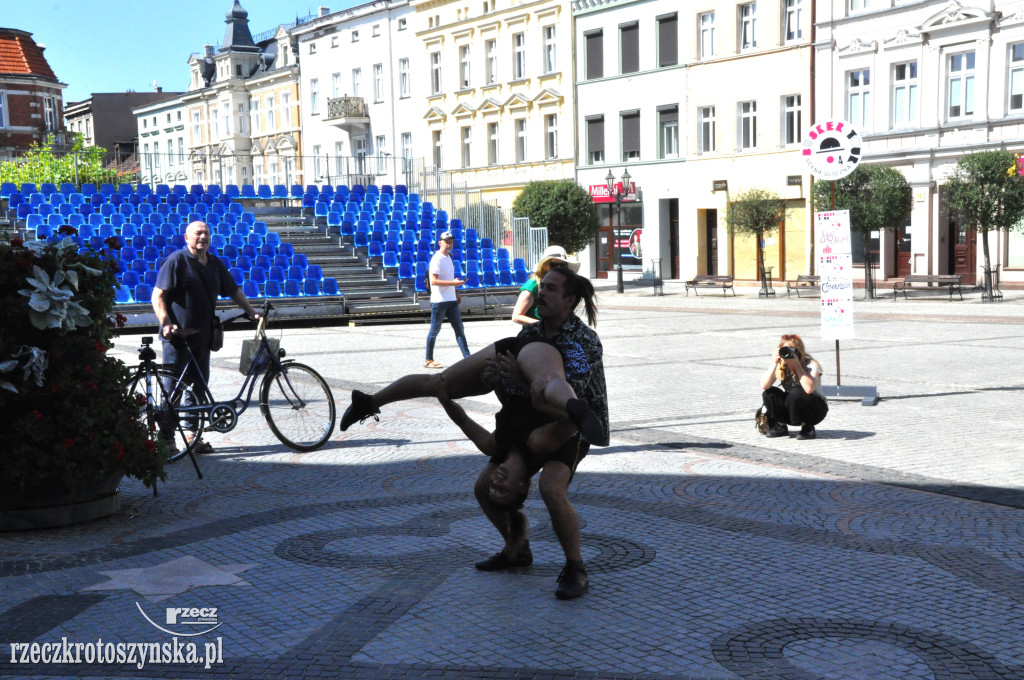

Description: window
[486,40,497,84]
[376,135,386,164]
[433,130,443,167]
[313,144,322,180]
[192,111,201,143]
[373,64,384,102]
[488,122,499,164]
[658,106,678,158]
[310,42,317,55]
[620,23,639,74]
[43,96,57,130]
[587,116,604,164]
[585,31,603,79]
[739,101,757,149]
[352,30,359,42]
[545,114,558,159]
[700,12,715,58]
[849,0,874,11]
[699,106,716,153]
[1010,44,1024,112]
[948,51,975,119]
[251,100,260,133]
[739,3,757,51]
[621,111,640,161]
[398,18,407,30]
[782,94,801,145]
[281,93,290,128]
[515,119,527,162]
[352,68,361,98]
[847,68,871,129]
[267,96,275,130]
[892,61,918,127]
[513,33,526,80]
[373,24,380,37]
[178,136,184,163]
[332,72,341,98]
[153,142,160,169]
[331,36,338,48]
[0,92,7,128]
[460,46,471,88]
[431,52,442,94]
[399,58,410,97]
[401,133,412,170]
[310,78,320,115]
[335,142,344,175]
[238,103,247,134]
[167,139,173,165]
[784,0,803,42]
[658,13,678,67]
[543,25,557,73]
[461,126,472,167]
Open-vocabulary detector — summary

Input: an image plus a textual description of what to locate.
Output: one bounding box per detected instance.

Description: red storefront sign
[588,182,639,203]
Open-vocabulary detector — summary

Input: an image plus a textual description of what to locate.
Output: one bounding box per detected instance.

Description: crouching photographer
[758,333,828,440]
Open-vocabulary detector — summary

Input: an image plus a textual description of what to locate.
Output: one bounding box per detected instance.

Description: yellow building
[412,0,575,208]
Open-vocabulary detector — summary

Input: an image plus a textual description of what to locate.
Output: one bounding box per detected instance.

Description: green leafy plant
[0,230,167,492]
[811,163,912,299]
[945,150,1024,301]
[0,134,132,189]
[512,179,600,255]
[726,188,786,293]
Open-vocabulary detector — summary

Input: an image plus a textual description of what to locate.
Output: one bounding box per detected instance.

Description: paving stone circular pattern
[274,503,655,576]
[712,617,1023,680]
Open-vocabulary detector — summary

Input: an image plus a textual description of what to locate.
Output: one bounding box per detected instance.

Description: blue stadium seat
[249,267,267,285]
[322,277,340,296]
[273,185,288,199]
[264,280,283,297]
[121,270,141,288]
[134,283,153,302]
[398,261,414,284]
[305,264,323,281]
[243,280,261,299]
[514,269,529,285]
[302,279,321,296]
[235,255,252,271]
[284,279,301,297]
[292,253,308,269]
[257,185,273,200]
[114,285,134,304]
[268,266,285,283]
[287,265,304,281]
[414,261,428,294]
[241,184,257,198]
[229,267,245,285]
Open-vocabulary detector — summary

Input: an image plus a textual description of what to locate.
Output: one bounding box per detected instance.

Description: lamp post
[605,167,631,293]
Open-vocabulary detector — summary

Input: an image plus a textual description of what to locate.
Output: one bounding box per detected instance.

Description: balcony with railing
[324,97,370,133]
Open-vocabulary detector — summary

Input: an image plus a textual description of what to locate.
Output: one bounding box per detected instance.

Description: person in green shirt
[511,245,580,325]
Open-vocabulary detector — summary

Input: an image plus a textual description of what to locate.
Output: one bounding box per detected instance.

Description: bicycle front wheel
[260,362,336,451]
[125,368,204,463]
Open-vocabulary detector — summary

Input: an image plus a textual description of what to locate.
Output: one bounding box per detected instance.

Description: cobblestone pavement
[2,282,1022,679]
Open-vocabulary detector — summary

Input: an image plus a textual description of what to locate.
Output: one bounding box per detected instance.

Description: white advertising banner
[817,210,855,340]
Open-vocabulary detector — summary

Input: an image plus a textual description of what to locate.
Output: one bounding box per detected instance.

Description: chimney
[204,44,215,58]
[318,6,330,17]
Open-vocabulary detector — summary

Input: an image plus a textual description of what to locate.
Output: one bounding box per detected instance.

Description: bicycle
[124,301,336,478]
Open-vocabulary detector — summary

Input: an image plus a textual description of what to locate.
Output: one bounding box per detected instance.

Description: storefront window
[1008,228,1024,268]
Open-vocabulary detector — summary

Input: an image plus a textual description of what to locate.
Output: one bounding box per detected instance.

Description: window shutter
[622,112,640,154]
[620,23,639,74]
[586,31,603,80]
[658,14,678,67]
[587,116,605,153]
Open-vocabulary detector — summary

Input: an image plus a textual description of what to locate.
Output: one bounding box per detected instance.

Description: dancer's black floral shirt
[519,314,609,445]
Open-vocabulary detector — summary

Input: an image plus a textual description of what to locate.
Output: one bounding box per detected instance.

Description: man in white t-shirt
[424,230,470,368]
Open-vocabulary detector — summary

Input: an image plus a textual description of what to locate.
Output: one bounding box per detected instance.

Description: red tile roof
[0,29,57,80]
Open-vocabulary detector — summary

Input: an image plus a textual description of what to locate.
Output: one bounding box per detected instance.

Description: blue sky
[6,0,364,103]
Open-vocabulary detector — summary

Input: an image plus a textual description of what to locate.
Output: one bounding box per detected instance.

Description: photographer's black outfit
[762,362,829,430]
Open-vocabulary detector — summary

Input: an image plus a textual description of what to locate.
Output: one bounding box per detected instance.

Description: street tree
[945,150,1024,300]
[512,179,599,255]
[726,187,786,293]
[811,163,911,299]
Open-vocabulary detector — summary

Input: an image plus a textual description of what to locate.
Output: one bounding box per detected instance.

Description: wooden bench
[684,275,735,296]
[786,275,820,298]
[893,274,963,301]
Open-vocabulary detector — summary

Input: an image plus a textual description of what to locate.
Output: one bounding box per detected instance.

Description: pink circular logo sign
[802,120,862,180]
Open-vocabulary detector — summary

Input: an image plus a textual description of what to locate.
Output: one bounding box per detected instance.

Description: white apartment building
[816,0,1024,286]
[292,0,420,190]
[576,0,814,282]
[134,98,190,185]
[574,0,684,279]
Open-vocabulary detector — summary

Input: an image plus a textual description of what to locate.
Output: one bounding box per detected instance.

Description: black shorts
[494,334,557,360]
[489,429,590,478]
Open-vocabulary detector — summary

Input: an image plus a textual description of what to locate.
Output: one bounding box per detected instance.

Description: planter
[0,468,123,531]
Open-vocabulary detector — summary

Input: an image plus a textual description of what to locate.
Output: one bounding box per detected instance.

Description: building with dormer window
[0,27,67,155]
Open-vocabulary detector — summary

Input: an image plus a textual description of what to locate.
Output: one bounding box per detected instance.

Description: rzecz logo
[136,603,223,636]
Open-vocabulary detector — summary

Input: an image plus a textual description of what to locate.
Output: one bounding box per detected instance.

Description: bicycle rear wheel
[260,362,336,451]
[125,368,204,462]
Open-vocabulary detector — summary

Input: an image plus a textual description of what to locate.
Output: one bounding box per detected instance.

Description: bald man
[152,221,259,450]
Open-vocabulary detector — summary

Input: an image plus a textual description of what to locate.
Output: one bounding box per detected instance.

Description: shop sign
[712,180,728,192]
[589,182,638,203]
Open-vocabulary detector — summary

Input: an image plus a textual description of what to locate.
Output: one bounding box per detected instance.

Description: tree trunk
[981,229,993,301]
[758,230,768,293]
[863,244,874,300]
